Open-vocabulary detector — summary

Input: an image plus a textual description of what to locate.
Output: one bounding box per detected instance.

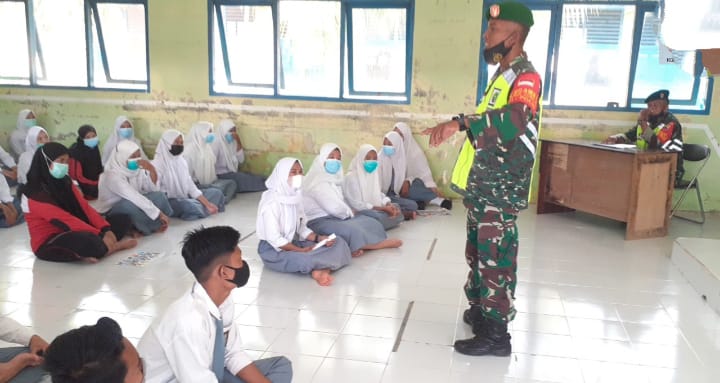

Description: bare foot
[351,249,364,257]
[363,238,403,251]
[311,269,333,286]
[82,257,100,264]
[116,238,138,251]
[403,211,417,220]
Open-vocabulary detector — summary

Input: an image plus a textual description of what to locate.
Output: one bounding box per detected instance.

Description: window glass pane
[483,10,551,101]
[33,0,87,86]
[554,4,635,107]
[221,5,273,88]
[350,8,406,94]
[91,3,147,89]
[278,0,340,97]
[0,1,30,85]
[631,12,699,103]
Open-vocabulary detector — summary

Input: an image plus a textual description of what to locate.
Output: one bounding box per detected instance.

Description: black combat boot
[462,306,487,335]
[454,319,511,356]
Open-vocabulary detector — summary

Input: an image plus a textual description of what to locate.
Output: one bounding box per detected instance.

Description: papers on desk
[313,233,337,250]
[593,143,637,150]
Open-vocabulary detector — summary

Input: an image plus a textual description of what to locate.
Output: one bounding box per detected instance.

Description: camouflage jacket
[462,56,542,213]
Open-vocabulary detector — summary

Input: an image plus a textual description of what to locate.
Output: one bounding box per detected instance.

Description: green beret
[486,1,534,28]
[645,89,669,103]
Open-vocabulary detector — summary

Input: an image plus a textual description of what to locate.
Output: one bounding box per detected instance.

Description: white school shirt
[0,145,16,168]
[343,172,391,211]
[303,182,353,222]
[212,143,245,175]
[16,150,33,185]
[257,201,314,250]
[138,283,252,383]
[0,176,12,203]
[0,317,34,346]
[95,170,160,218]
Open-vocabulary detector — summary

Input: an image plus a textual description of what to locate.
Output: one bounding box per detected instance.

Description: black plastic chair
[671,144,711,224]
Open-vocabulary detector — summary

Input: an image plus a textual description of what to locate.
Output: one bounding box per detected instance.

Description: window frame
[208,0,415,104]
[0,0,150,92]
[476,0,714,115]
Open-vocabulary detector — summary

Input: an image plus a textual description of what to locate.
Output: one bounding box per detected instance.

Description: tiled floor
[1,193,719,383]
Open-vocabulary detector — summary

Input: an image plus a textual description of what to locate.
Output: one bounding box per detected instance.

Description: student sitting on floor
[343,144,404,230]
[68,125,103,200]
[139,226,293,382]
[22,143,137,263]
[213,119,267,193]
[10,109,37,159]
[256,157,352,286]
[379,131,419,217]
[96,140,173,236]
[152,130,224,220]
[44,317,143,383]
[0,175,23,229]
[0,317,49,383]
[183,121,237,203]
[1,144,18,187]
[304,143,402,257]
[16,126,49,188]
[102,116,148,166]
[393,122,452,210]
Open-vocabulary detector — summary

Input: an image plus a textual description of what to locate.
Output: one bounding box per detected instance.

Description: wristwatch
[452,113,467,131]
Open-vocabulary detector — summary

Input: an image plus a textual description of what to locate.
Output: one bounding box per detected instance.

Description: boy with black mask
[138,226,292,383]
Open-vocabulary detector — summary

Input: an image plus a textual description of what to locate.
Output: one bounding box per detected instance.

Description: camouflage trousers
[464,204,518,324]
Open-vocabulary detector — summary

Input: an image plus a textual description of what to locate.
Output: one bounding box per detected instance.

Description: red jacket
[69,158,99,199]
[24,185,110,253]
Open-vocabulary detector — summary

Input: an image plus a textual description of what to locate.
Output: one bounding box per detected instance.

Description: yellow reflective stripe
[451,140,476,190]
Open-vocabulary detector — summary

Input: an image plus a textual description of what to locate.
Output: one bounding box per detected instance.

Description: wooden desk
[537,139,677,240]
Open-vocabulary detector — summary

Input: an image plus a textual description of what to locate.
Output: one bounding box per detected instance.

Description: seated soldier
[604,89,684,182]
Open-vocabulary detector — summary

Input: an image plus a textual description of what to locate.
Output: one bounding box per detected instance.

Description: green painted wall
[1,0,717,211]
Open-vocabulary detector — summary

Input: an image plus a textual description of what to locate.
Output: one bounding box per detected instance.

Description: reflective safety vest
[451,69,515,192]
[635,124,661,150]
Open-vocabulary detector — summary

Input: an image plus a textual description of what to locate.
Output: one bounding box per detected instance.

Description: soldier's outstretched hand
[421,120,459,147]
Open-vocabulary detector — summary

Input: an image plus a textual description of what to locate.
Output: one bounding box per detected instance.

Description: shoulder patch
[509,72,542,114]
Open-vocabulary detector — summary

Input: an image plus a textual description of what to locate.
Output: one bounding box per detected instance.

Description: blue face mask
[37,143,45,149]
[119,127,133,139]
[224,133,234,143]
[382,145,395,156]
[324,159,342,175]
[127,158,140,171]
[84,137,99,148]
[205,133,216,144]
[363,160,379,174]
[25,119,37,128]
[49,162,69,179]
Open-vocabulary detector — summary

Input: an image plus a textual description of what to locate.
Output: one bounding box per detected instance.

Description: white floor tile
[0,195,719,383]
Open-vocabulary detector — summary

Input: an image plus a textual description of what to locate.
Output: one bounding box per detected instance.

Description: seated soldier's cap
[645,89,670,103]
[486,1,534,28]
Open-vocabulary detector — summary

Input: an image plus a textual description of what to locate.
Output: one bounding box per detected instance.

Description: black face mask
[483,36,512,65]
[169,144,184,156]
[224,260,250,288]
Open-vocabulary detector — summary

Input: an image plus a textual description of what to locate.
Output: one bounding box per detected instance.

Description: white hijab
[184,121,218,185]
[304,143,344,192]
[25,126,47,152]
[102,116,143,165]
[345,144,385,207]
[379,131,406,193]
[256,157,305,241]
[215,119,239,171]
[152,130,189,198]
[104,140,148,189]
[16,109,32,132]
[394,122,437,188]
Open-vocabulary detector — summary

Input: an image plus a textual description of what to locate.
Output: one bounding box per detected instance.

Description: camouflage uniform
[452,55,542,324]
[620,111,685,182]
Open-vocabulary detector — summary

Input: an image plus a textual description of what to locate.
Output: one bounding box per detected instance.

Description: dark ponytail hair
[44,317,128,383]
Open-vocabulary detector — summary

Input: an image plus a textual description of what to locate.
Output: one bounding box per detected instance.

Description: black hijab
[68,125,103,181]
[23,142,90,224]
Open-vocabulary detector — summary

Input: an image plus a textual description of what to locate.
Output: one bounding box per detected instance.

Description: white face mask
[290,174,303,189]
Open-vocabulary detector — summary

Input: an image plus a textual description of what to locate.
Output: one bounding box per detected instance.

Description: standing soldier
[423,1,541,356]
